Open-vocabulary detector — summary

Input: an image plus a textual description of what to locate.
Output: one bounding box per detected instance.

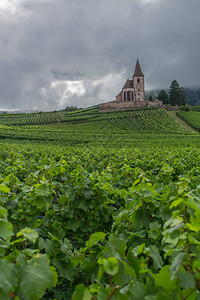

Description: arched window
[137,78,140,83]
[123,91,126,101]
[127,91,130,101]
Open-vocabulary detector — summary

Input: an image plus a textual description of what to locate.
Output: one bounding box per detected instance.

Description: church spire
[133,59,144,77]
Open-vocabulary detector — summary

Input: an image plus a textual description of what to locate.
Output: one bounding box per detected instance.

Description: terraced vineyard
[177,111,200,131]
[0,106,200,299]
[0,107,199,148]
[0,112,62,126]
[61,107,182,132]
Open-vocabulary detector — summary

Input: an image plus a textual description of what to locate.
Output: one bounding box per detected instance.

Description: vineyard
[0,107,200,299]
[61,107,182,132]
[0,113,62,126]
[0,108,199,148]
[177,111,200,131]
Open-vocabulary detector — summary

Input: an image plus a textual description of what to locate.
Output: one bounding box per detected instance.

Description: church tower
[132,59,145,101]
[101,58,163,111]
[115,58,146,103]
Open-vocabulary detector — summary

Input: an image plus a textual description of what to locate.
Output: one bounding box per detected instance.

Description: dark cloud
[0,0,199,110]
[51,70,85,81]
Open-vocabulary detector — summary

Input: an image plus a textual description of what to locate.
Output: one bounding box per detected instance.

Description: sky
[0,0,200,111]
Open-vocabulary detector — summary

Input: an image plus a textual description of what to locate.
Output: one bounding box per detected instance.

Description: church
[100,59,163,111]
[116,59,145,102]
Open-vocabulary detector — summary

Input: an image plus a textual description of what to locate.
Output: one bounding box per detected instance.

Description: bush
[179,105,190,111]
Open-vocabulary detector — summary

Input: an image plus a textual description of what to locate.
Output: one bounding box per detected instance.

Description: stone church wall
[116,93,122,102]
[146,100,163,107]
[99,99,163,112]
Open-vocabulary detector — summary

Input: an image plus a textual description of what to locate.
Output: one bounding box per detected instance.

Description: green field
[0,107,200,299]
[177,111,200,131]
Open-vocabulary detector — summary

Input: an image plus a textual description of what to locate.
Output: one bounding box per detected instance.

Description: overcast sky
[0,0,200,110]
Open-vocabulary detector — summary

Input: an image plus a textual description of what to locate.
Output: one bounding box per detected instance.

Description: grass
[167,111,197,132]
[176,111,200,131]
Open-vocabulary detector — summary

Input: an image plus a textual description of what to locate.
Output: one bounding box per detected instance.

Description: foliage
[192,105,200,112]
[179,104,190,111]
[179,104,200,112]
[0,107,199,298]
[0,113,63,126]
[184,87,200,106]
[148,95,153,101]
[0,205,56,299]
[158,89,169,104]
[0,107,199,149]
[0,144,199,298]
[147,87,200,107]
[177,111,200,131]
[64,106,78,112]
[180,86,187,106]
[169,80,186,106]
[156,81,186,106]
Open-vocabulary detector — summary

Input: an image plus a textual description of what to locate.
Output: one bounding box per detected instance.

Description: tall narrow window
[137,78,140,83]
[127,91,130,101]
[124,91,126,101]
[132,91,134,101]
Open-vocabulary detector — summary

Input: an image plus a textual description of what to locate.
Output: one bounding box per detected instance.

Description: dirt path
[167,111,197,132]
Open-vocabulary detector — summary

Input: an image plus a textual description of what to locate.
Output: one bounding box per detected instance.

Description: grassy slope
[167,111,197,132]
[176,111,200,131]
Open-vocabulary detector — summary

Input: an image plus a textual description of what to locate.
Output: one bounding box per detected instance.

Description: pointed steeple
[133,59,144,77]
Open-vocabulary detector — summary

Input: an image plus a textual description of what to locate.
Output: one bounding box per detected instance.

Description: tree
[179,87,186,105]
[64,106,78,112]
[158,89,169,104]
[193,105,200,111]
[169,80,181,105]
[169,80,186,106]
[148,95,153,101]
[179,104,190,111]
[184,87,200,106]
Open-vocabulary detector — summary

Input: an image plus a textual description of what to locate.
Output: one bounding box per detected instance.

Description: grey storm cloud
[0,0,200,110]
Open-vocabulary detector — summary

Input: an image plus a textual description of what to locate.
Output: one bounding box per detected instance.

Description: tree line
[157,80,186,106]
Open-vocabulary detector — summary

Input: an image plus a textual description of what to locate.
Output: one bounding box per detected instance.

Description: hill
[0,106,199,148]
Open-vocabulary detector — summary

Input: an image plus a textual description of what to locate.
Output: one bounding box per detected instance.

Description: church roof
[122,79,133,89]
[133,59,144,77]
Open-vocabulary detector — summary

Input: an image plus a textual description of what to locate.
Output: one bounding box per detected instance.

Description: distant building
[100,59,163,111]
